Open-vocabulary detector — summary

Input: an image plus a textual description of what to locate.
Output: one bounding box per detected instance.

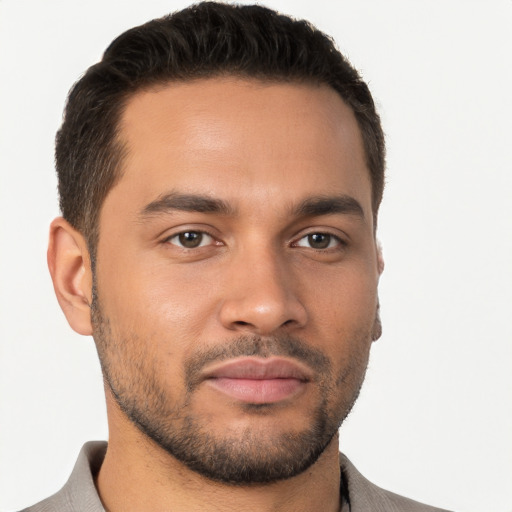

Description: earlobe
[372,241,384,342]
[47,217,93,336]
[376,240,385,275]
[371,299,382,341]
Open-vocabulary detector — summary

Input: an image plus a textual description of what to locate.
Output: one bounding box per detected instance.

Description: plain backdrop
[0,1,511,511]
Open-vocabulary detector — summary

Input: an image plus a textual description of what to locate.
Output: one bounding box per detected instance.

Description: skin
[48,78,383,512]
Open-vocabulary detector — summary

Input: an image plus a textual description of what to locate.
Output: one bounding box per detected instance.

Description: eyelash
[292,232,346,251]
[163,229,346,252]
[163,230,219,249]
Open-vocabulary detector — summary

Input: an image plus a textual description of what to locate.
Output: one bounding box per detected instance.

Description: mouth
[202,357,312,404]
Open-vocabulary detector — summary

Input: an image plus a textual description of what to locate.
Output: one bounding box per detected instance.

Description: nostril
[233,321,251,327]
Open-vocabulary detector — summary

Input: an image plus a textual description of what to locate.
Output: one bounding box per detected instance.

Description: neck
[96,399,342,512]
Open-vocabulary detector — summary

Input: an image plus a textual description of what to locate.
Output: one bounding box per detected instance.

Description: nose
[218,247,308,336]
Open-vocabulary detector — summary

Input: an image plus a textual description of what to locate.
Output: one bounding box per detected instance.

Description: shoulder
[340,453,453,512]
[19,495,66,512]
[18,442,107,512]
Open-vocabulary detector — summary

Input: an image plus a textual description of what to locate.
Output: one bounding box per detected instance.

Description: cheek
[305,265,377,362]
[308,265,378,327]
[96,257,218,354]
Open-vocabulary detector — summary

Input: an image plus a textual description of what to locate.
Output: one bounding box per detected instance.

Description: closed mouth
[202,357,312,404]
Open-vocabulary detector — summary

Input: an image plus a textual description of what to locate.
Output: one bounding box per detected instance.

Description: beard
[91,293,370,485]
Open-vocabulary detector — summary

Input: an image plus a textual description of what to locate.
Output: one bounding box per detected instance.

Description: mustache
[185,335,331,391]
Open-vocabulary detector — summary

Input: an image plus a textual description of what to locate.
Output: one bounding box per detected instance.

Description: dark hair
[56,1,385,255]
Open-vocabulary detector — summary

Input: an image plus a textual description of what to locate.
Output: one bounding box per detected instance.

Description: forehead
[110,78,371,221]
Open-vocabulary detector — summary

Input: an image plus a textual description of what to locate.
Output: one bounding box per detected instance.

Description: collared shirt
[20,441,451,512]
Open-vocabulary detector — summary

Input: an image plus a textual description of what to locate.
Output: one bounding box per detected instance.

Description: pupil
[179,232,202,248]
[308,233,330,249]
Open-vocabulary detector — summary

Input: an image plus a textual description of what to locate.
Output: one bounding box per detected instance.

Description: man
[23,2,450,511]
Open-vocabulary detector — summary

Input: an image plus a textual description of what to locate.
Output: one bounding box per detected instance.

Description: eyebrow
[294,195,365,220]
[140,192,236,218]
[139,192,365,221]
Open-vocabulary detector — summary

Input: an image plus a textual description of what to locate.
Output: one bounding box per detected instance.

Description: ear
[371,300,382,342]
[376,240,385,275]
[371,240,384,342]
[47,217,93,335]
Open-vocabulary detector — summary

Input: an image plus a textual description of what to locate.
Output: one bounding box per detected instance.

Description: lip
[203,357,312,404]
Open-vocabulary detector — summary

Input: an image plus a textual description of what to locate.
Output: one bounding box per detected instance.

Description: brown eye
[168,231,213,248]
[307,233,331,249]
[295,232,341,250]
[179,232,202,248]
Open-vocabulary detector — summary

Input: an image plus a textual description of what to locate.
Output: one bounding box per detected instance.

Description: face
[92,78,381,484]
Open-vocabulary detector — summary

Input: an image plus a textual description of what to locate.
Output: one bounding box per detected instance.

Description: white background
[1,1,511,511]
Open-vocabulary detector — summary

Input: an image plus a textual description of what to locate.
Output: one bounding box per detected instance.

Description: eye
[166,231,215,249]
[295,233,342,250]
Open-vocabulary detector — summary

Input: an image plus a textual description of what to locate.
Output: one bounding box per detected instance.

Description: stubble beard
[91,294,370,485]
